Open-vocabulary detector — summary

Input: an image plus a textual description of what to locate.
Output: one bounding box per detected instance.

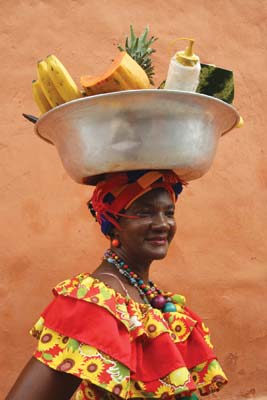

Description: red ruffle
[42,294,215,382]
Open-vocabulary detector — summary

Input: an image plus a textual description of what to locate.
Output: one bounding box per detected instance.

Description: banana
[32,79,51,114]
[37,60,65,107]
[46,54,82,102]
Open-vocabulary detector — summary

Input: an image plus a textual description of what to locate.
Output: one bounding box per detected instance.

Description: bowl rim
[34,89,240,145]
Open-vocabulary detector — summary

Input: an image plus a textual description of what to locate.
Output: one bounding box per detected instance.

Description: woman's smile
[145,236,168,246]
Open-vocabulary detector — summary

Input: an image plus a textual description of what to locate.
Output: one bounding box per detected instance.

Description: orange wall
[1,1,267,398]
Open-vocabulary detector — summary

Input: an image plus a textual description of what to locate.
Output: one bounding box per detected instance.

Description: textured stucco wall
[1,1,267,398]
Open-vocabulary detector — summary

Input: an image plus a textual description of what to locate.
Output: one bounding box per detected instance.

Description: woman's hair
[88,170,184,236]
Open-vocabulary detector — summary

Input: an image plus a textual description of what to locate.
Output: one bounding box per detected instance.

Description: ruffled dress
[30,273,227,399]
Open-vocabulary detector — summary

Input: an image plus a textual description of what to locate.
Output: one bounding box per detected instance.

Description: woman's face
[113,188,177,265]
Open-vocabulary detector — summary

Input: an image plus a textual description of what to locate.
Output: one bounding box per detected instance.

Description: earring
[111,238,120,248]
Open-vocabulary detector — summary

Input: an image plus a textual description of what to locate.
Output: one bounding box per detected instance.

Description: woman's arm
[6,356,81,400]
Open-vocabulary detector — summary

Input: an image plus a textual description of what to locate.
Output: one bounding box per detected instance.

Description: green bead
[171,294,186,306]
[163,302,177,312]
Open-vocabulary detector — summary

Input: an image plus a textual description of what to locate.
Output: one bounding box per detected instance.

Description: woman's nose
[151,212,170,230]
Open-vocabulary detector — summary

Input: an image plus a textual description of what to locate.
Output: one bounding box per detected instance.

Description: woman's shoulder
[53,272,129,308]
[50,272,131,327]
[53,272,102,296]
[54,271,130,301]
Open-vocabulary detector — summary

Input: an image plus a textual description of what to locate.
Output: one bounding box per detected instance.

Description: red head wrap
[88,170,184,236]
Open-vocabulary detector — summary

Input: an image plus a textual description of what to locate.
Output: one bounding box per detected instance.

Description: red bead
[147,290,152,295]
[111,239,120,248]
[140,284,146,289]
[123,265,128,269]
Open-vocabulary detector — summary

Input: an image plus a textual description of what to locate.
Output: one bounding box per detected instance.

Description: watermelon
[196,63,234,104]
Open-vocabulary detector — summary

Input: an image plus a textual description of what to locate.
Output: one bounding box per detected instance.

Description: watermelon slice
[196,63,234,104]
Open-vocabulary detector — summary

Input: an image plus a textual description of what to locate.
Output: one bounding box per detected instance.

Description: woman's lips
[146,237,168,246]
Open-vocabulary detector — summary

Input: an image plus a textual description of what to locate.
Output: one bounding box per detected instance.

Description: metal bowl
[35,89,239,184]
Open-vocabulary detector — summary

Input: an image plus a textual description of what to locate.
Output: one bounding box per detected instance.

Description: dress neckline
[89,273,152,307]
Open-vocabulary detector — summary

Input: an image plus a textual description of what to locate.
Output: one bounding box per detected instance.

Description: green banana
[37,60,64,107]
[46,54,82,102]
[32,79,51,114]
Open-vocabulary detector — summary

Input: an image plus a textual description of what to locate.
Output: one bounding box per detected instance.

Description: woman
[7,170,227,400]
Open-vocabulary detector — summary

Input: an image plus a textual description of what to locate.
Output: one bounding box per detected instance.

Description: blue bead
[138,280,144,285]
[107,257,114,263]
[163,302,177,313]
[120,261,124,266]
[130,278,136,284]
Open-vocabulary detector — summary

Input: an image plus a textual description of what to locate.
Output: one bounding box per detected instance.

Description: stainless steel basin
[35,89,239,184]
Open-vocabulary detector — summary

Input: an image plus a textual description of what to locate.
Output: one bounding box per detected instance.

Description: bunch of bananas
[32,55,83,114]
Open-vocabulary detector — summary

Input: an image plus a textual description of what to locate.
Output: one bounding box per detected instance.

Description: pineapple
[118,25,158,85]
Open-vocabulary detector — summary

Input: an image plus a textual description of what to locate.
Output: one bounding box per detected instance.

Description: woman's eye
[135,210,175,218]
[136,210,152,217]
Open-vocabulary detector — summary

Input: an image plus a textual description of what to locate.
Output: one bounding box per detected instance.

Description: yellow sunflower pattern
[201,360,228,394]
[83,357,105,384]
[52,347,85,374]
[38,329,62,352]
[30,274,228,399]
[165,312,196,343]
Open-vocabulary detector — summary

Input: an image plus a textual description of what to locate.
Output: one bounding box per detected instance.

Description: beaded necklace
[103,249,177,313]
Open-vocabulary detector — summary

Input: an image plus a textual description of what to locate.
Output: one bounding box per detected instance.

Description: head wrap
[88,170,184,236]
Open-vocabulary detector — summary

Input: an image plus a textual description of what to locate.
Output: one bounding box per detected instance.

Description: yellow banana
[37,60,64,107]
[46,54,82,102]
[32,79,51,114]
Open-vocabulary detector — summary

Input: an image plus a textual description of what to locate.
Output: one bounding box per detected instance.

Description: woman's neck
[109,247,152,283]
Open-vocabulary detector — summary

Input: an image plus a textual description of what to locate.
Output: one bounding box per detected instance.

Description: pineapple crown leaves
[118,25,158,85]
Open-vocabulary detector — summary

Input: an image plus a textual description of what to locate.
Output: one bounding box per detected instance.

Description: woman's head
[112,187,177,263]
[88,170,183,262]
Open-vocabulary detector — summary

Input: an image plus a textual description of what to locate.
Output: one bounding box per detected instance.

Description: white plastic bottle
[164,38,201,92]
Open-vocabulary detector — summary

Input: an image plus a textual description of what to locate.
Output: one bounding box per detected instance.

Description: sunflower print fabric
[30,274,227,399]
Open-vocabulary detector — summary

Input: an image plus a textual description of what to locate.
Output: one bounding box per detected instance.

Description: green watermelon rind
[196,63,234,104]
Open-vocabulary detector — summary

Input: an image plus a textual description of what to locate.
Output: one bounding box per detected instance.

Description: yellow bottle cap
[175,38,199,67]
[236,115,244,128]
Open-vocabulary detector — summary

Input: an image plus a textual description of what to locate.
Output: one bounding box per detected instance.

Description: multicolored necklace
[103,249,177,313]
